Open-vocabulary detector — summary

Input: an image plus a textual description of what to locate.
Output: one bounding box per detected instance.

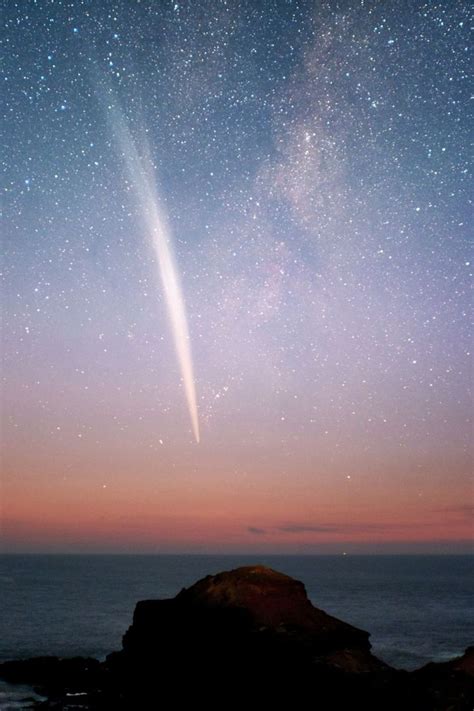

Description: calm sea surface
[0,555,472,674]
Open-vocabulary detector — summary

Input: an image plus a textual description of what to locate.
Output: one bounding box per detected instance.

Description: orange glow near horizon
[2,440,472,553]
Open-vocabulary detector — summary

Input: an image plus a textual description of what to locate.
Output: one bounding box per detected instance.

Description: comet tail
[106,102,200,443]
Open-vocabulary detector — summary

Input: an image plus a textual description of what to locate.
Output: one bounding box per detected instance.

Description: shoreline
[1,565,473,710]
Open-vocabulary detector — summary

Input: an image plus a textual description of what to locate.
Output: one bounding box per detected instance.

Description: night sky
[2,1,472,553]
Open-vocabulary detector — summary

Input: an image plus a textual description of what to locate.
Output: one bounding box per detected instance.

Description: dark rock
[409,647,474,711]
[122,565,378,660]
[179,565,371,650]
[418,646,474,677]
[0,657,105,710]
[113,565,393,706]
[0,656,101,688]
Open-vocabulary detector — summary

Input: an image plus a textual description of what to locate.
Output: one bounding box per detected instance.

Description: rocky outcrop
[121,565,380,669]
[0,656,101,687]
[410,647,474,711]
[0,656,104,708]
[0,566,472,710]
[418,646,474,677]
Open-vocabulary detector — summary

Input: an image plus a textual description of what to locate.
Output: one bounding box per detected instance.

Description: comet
[105,100,200,443]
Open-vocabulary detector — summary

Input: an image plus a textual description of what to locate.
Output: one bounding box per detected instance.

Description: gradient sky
[1,0,472,553]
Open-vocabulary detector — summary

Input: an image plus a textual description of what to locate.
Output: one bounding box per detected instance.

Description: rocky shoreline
[1,566,472,710]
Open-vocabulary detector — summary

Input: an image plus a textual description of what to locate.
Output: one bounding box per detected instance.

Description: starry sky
[2,0,472,553]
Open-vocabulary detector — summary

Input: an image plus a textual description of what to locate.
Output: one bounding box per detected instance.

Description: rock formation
[121,565,381,665]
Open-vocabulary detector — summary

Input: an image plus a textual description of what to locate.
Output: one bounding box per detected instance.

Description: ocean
[0,555,472,707]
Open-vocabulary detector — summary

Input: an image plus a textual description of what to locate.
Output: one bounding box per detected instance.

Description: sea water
[0,555,472,673]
